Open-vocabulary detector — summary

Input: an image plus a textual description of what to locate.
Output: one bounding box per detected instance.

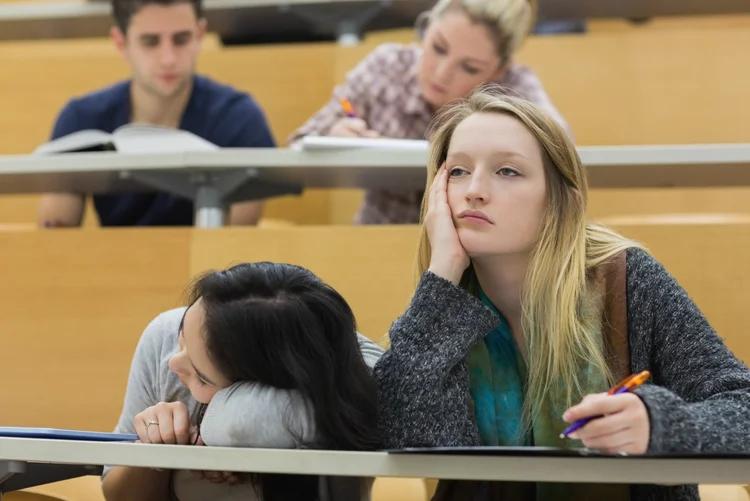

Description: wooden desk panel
[0,229,190,430]
[189,226,419,342]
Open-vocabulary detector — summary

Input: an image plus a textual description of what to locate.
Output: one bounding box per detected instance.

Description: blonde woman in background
[290,0,569,225]
[374,87,750,501]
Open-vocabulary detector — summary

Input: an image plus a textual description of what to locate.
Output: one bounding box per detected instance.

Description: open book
[33,123,218,155]
[294,135,429,152]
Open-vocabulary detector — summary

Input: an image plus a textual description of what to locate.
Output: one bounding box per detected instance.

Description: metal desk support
[0,460,101,499]
[120,168,303,229]
[0,461,26,500]
[280,0,391,45]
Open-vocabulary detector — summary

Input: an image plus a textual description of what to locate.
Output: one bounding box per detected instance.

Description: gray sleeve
[200,383,315,448]
[356,332,384,369]
[199,331,383,448]
[102,312,168,477]
[373,272,499,449]
[626,249,750,453]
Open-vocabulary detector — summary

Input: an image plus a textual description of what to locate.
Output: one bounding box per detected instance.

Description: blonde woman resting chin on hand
[374,86,750,501]
[101,262,383,501]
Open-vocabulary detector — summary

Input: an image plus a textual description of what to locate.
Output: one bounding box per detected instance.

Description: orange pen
[608,370,651,395]
[340,98,357,118]
[560,370,651,438]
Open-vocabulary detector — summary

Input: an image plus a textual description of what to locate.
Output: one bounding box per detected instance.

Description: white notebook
[296,135,429,152]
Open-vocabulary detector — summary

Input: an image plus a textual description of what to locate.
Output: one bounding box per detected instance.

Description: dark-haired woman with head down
[101,262,382,501]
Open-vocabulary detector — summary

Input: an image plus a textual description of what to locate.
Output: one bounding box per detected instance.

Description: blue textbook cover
[0,427,138,442]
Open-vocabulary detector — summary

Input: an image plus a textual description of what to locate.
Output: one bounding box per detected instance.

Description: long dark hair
[187,262,380,500]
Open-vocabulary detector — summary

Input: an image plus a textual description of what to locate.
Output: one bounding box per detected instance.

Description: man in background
[38,0,274,227]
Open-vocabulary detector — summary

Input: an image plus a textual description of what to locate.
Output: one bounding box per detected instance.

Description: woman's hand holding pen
[562,392,650,454]
[426,163,469,285]
[330,98,380,138]
[329,117,380,138]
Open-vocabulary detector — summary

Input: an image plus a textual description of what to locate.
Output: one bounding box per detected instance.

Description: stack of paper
[295,136,429,152]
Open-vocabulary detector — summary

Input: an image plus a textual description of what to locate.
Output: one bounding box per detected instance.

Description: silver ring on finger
[146,419,159,430]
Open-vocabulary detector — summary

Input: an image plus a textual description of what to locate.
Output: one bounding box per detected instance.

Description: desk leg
[0,461,27,500]
[121,169,302,229]
[195,185,224,229]
[120,171,226,228]
[280,1,387,45]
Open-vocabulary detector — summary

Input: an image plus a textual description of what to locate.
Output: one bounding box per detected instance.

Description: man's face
[113,3,205,99]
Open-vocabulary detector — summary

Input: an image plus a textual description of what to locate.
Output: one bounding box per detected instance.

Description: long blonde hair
[419,0,536,64]
[416,85,643,427]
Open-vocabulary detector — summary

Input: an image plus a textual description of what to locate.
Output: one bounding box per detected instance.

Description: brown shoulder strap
[600,251,630,381]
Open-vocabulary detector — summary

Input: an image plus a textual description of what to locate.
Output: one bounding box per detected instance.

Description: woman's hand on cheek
[425,164,470,284]
[563,392,650,454]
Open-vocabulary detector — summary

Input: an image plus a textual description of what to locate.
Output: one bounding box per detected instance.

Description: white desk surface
[1,144,750,195]
[1,438,749,485]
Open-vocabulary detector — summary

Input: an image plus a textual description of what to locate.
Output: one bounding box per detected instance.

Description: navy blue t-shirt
[50,75,276,226]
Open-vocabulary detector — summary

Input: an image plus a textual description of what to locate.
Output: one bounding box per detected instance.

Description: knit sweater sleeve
[626,248,750,453]
[373,271,499,449]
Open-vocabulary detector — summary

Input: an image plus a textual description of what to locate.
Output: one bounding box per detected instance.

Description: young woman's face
[445,112,548,258]
[168,299,231,404]
[419,10,504,110]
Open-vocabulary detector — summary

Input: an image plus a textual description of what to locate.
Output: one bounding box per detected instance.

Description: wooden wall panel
[189,226,418,341]
[0,229,190,430]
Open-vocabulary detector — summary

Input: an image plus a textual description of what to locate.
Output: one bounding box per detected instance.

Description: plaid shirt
[289,43,571,224]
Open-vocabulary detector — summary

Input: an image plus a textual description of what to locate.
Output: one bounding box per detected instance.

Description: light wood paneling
[518,30,750,146]
[588,189,750,220]
[9,476,105,501]
[588,14,750,32]
[197,42,336,151]
[0,38,128,155]
[189,226,418,341]
[0,195,41,224]
[0,229,190,430]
